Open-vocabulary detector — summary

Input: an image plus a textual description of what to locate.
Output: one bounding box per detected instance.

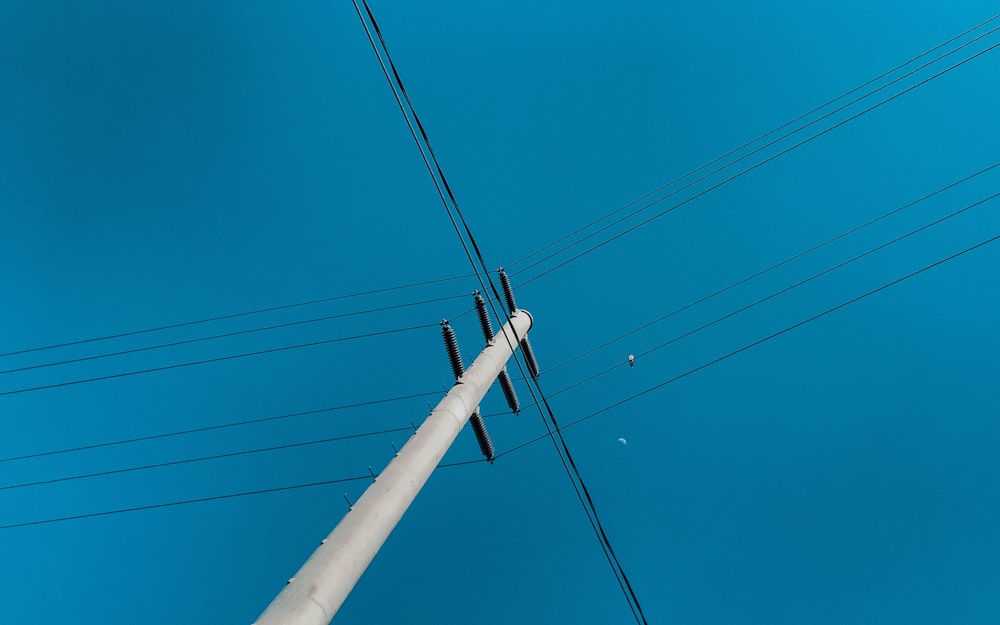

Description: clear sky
[2,1,999,623]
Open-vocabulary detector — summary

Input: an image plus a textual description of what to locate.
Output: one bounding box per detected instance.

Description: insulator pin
[469,409,495,462]
[520,337,540,379]
[473,291,495,341]
[441,321,465,380]
[497,368,520,413]
[498,268,518,314]
[444,319,497,461]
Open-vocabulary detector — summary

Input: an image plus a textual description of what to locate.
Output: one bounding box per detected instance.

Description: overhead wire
[541,160,1000,376]
[503,12,1000,271]
[0,455,487,530]
[515,35,1000,288]
[9,15,991,379]
[10,227,996,530]
[512,24,1000,280]
[6,14,995,378]
[355,28,991,621]
[8,21,998,606]
[0,426,415,492]
[523,371,649,623]
[0,322,436,398]
[488,185,1000,418]
[0,293,466,377]
[0,274,473,360]
[506,348,646,623]
[0,390,442,464]
[498,229,1000,456]
[0,474,375,530]
[350,4,1000,620]
[352,2,647,622]
[548,190,1000,400]
[350,0,486,299]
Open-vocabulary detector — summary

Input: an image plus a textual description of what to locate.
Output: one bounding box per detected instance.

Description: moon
[617,437,627,446]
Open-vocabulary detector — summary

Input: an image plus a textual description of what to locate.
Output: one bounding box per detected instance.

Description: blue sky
[2,1,999,623]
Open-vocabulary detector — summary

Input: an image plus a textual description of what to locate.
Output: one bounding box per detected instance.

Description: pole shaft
[254,310,534,625]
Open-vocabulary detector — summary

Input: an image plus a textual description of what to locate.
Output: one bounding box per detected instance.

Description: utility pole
[254,308,534,625]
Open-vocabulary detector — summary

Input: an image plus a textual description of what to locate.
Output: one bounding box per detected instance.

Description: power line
[0,426,415,492]
[8,218,993,528]
[515,37,1000,288]
[0,323,436,398]
[0,475,375,530]
[498,229,1000,457]
[504,339,647,623]
[0,275,473,360]
[341,29,999,619]
[351,0,487,295]
[35,180,987,491]
[14,214,994,526]
[541,161,1000,376]
[512,24,1000,279]
[0,456,488,530]
[0,390,441,464]
[0,294,466,377]
[353,0,520,338]
[503,12,1000,271]
[525,371,650,623]
[52,5,982,383]
[354,2,648,622]
[554,191,1000,400]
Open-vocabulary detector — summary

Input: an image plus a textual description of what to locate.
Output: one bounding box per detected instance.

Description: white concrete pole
[254,309,534,625]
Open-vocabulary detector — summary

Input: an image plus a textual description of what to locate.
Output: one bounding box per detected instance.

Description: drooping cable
[504,12,1000,271]
[542,161,1000,376]
[498,229,1000,456]
[350,0,485,298]
[0,274,472,359]
[0,294,466,377]
[0,323,436,397]
[515,37,1000,287]
[548,191,1000,400]
[0,390,441,464]
[0,426,414,492]
[7,231,996,532]
[0,475,375,530]
[353,3,647,621]
[0,455,489,530]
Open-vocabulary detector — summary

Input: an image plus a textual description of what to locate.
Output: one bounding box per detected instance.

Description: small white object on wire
[628,354,635,368]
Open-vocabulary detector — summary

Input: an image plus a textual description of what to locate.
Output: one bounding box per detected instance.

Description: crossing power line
[0,294,466,376]
[7,225,996,531]
[353,1,650,622]
[6,15,994,383]
[0,323,437,398]
[0,426,415,492]
[25,175,990,493]
[503,12,1000,272]
[0,275,474,360]
[540,161,1000,376]
[5,14,996,381]
[513,35,1000,288]
[12,40,996,545]
[0,390,443,464]
[546,191,1000,400]
[502,229,1000,453]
